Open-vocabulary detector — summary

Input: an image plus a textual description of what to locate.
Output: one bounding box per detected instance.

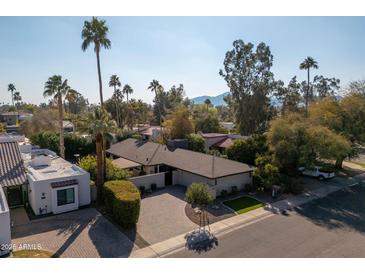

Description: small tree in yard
[185,183,213,230]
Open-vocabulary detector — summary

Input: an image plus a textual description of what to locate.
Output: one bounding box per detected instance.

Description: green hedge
[103,180,141,229]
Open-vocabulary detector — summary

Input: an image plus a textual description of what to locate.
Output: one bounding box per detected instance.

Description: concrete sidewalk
[130,174,365,258]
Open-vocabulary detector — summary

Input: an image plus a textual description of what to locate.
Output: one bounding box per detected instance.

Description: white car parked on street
[298,166,335,180]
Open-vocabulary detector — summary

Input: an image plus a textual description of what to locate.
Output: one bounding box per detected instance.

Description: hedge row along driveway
[103,180,141,229]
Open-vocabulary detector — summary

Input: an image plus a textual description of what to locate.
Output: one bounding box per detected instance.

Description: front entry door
[7,186,23,207]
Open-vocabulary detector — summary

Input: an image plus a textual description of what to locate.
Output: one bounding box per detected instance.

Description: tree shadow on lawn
[294,185,365,234]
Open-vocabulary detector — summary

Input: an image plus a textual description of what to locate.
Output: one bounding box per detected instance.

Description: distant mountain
[192,92,282,107]
[191,92,230,106]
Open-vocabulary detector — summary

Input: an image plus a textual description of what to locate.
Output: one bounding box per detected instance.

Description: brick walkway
[11,208,138,258]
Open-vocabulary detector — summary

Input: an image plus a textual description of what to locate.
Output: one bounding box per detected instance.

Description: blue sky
[0,16,364,105]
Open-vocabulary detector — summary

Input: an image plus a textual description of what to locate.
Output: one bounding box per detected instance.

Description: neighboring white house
[24,149,90,215]
[0,186,11,257]
[107,138,254,198]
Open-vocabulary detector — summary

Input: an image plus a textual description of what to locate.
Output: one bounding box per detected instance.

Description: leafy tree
[78,155,129,182]
[167,106,193,139]
[19,108,58,136]
[348,79,365,95]
[30,131,59,153]
[312,75,340,99]
[220,40,277,135]
[268,113,351,170]
[43,75,77,159]
[226,134,268,165]
[194,113,221,133]
[8,84,16,107]
[185,183,213,229]
[0,123,5,133]
[275,76,302,114]
[252,155,280,190]
[299,56,319,117]
[187,133,206,153]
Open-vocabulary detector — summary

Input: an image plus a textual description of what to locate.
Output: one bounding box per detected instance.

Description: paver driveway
[11,208,138,258]
[137,185,197,245]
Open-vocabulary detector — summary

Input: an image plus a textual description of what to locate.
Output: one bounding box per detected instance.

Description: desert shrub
[103,180,141,228]
[78,155,130,181]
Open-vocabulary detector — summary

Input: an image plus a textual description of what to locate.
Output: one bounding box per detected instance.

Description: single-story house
[63,120,75,133]
[199,132,248,151]
[133,125,162,141]
[107,138,254,197]
[0,112,19,126]
[0,186,11,256]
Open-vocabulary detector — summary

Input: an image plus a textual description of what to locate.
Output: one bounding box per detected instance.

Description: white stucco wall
[215,172,252,195]
[174,170,215,187]
[129,172,166,189]
[0,186,11,256]
[27,171,90,216]
[172,169,252,198]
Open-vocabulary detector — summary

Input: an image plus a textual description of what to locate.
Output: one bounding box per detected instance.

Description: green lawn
[12,250,58,258]
[223,196,264,214]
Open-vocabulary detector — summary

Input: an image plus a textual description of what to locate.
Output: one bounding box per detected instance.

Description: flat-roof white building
[24,149,91,215]
[0,186,11,256]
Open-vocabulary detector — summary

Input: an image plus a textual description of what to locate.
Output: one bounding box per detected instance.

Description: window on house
[57,188,75,206]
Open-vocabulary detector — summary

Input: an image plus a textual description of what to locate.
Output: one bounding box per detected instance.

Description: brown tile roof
[112,158,141,169]
[107,139,253,179]
[0,139,27,187]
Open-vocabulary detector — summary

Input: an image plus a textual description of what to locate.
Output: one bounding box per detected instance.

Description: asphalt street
[168,184,365,257]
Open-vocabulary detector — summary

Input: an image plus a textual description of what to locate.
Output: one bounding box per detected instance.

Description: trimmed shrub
[103,180,141,228]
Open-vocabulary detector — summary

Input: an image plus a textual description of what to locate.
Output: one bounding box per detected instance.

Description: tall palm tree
[82,17,111,186]
[8,84,16,107]
[80,108,116,203]
[122,84,133,129]
[109,75,121,127]
[13,91,22,109]
[81,17,111,107]
[148,80,164,126]
[300,57,319,117]
[43,75,77,159]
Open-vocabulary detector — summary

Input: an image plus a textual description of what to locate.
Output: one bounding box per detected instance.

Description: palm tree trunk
[306,68,310,118]
[96,133,103,204]
[95,46,106,184]
[58,95,65,159]
[96,49,104,107]
[11,91,14,107]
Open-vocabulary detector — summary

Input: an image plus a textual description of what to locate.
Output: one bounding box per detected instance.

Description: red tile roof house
[107,138,254,198]
[199,133,248,152]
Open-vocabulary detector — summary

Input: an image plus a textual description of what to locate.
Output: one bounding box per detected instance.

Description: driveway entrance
[137,185,196,245]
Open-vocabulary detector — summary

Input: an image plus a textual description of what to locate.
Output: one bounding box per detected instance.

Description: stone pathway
[11,208,138,258]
